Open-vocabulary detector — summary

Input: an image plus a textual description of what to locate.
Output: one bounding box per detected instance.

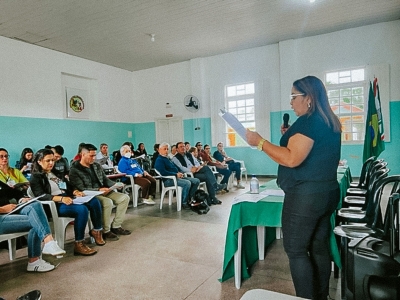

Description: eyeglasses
[0,155,10,159]
[197,145,202,147]
[205,147,210,150]
[290,93,305,100]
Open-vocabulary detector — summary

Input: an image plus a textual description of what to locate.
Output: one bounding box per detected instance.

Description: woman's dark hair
[136,143,147,156]
[19,148,34,162]
[122,141,134,152]
[32,149,54,173]
[293,76,341,133]
[153,143,160,151]
[0,148,8,153]
[188,147,197,154]
[53,145,65,156]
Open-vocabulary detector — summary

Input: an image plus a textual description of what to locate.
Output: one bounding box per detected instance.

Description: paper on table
[259,189,285,197]
[232,193,266,205]
[219,109,255,148]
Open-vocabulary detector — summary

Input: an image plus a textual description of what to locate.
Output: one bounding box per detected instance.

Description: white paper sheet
[219,109,255,148]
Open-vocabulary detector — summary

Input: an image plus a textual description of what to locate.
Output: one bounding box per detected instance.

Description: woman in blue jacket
[118,145,156,205]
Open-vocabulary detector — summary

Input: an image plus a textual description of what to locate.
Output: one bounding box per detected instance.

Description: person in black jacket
[30,149,104,256]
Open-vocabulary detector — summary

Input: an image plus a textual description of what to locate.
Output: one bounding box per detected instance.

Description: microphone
[283,113,290,128]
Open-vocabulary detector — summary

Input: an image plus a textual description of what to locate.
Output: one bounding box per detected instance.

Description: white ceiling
[0,0,399,72]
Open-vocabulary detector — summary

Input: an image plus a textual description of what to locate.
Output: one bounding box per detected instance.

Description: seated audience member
[52,145,70,179]
[172,142,225,205]
[195,142,204,157]
[134,142,151,172]
[16,148,34,177]
[0,148,29,194]
[134,142,148,157]
[184,142,191,152]
[113,141,134,166]
[150,143,160,169]
[168,144,177,160]
[188,147,205,166]
[72,142,85,163]
[69,143,131,240]
[0,180,66,272]
[30,149,104,256]
[155,142,200,209]
[201,144,231,191]
[213,142,245,189]
[118,145,156,205]
[95,143,114,173]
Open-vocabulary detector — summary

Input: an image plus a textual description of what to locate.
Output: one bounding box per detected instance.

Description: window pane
[246,106,254,114]
[326,72,338,84]
[228,108,237,114]
[246,114,255,121]
[246,98,254,106]
[227,86,236,97]
[237,100,246,107]
[245,83,255,94]
[237,114,246,121]
[228,101,236,108]
[351,69,364,82]
[237,107,246,114]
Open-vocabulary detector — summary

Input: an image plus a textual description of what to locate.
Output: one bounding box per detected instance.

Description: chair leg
[176,187,182,212]
[8,239,17,260]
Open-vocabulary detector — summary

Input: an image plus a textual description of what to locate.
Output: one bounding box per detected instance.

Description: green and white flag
[362,78,385,162]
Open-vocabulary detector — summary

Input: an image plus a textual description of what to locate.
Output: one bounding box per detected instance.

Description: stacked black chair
[349,156,375,189]
[335,176,400,299]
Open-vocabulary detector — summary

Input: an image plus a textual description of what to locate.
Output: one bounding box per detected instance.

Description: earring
[307,103,311,108]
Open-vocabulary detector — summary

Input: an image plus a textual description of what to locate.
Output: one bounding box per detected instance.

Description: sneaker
[27,259,55,273]
[215,183,227,192]
[16,289,42,300]
[237,183,245,189]
[42,240,66,256]
[143,198,156,205]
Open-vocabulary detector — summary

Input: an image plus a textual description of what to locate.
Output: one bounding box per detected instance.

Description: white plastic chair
[27,188,93,249]
[185,172,207,192]
[122,174,142,208]
[155,169,183,211]
[0,232,29,260]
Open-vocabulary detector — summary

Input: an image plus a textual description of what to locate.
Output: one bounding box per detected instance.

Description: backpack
[189,189,211,215]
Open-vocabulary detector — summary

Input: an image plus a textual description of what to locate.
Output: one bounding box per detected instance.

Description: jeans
[216,167,231,185]
[227,161,241,181]
[282,187,340,300]
[58,197,103,241]
[97,191,129,231]
[193,167,217,198]
[0,201,51,258]
[164,177,200,204]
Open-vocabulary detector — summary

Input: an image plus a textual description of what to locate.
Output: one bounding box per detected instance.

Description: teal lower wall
[1,101,399,175]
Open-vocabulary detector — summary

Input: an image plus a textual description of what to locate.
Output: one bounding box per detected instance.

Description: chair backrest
[363,159,385,189]
[358,156,375,188]
[361,167,390,213]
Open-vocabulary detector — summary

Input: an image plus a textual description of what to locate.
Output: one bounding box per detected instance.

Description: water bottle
[250,175,259,194]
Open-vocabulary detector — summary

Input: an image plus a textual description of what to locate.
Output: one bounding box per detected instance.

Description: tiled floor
[0,179,340,299]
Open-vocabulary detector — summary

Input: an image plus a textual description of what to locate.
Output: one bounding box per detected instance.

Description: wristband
[257,139,266,151]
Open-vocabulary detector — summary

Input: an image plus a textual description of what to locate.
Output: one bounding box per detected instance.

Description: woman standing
[30,149,105,256]
[246,76,341,300]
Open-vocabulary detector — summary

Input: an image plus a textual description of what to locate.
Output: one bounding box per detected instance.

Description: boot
[89,229,106,246]
[74,241,97,256]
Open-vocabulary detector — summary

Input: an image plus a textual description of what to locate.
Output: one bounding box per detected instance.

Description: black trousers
[193,167,217,198]
[282,187,340,300]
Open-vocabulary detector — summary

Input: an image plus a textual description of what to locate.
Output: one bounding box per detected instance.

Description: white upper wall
[0,36,133,122]
[0,20,399,124]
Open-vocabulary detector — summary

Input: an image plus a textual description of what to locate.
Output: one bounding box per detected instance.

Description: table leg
[257,226,265,260]
[276,227,282,239]
[234,228,242,289]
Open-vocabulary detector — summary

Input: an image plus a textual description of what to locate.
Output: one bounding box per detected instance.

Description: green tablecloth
[220,167,352,282]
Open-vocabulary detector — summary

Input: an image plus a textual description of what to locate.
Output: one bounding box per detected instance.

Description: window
[224,82,255,146]
[325,68,366,143]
